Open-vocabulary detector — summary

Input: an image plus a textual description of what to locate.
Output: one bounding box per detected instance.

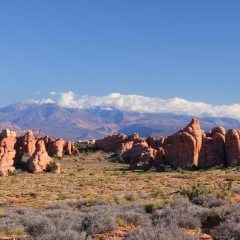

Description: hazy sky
[1,1,240,109]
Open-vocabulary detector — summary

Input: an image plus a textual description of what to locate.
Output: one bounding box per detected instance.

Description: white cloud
[57,91,240,120]
[50,91,57,95]
[36,91,40,94]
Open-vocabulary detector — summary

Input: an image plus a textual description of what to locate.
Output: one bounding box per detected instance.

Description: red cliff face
[225,129,240,165]
[199,126,226,167]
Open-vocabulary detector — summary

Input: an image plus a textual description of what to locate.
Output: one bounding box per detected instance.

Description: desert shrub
[124,194,140,202]
[232,187,240,194]
[206,202,240,225]
[115,211,150,227]
[145,199,173,213]
[0,227,25,237]
[150,189,164,198]
[157,164,173,172]
[66,199,85,208]
[29,192,38,199]
[216,190,232,200]
[228,159,238,168]
[151,200,209,230]
[176,167,184,173]
[183,183,213,200]
[82,212,117,235]
[45,161,59,173]
[111,155,126,164]
[124,226,199,240]
[211,213,240,240]
[0,209,6,218]
[22,215,55,237]
[192,194,228,208]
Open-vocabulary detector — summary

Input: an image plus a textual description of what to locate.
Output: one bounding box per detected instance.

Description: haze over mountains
[0,98,240,141]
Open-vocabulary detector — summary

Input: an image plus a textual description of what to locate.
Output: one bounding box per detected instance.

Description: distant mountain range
[0,99,239,140]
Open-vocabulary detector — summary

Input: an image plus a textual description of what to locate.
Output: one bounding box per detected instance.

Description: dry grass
[0,150,240,209]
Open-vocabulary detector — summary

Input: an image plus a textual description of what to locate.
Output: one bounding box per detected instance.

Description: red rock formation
[42,136,55,152]
[164,118,206,168]
[167,132,197,168]
[147,135,157,149]
[122,142,149,159]
[129,157,137,170]
[153,147,165,166]
[0,129,17,176]
[128,133,139,141]
[198,126,226,167]
[93,134,127,152]
[27,139,60,173]
[119,141,134,153]
[64,140,80,156]
[139,148,155,168]
[22,130,36,156]
[225,129,240,165]
[48,138,64,157]
[159,136,172,147]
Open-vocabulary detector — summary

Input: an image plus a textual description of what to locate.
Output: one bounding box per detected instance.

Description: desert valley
[0,109,240,239]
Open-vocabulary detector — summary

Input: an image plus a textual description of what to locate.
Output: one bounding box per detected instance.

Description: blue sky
[0,1,240,110]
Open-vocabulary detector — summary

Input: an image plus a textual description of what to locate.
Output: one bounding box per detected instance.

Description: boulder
[27,139,60,173]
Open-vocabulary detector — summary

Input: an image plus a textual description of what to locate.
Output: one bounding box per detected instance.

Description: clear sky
[0,1,240,109]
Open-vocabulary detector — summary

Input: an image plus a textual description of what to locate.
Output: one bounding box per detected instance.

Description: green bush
[150,189,164,198]
[145,199,173,213]
[46,161,59,173]
[229,159,238,168]
[157,164,173,172]
[183,183,213,200]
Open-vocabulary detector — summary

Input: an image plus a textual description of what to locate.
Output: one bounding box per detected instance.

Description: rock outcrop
[63,140,80,156]
[199,126,226,167]
[225,129,240,165]
[48,138,65,157]
[27,139,60,173]
[93,134,127,152]
[20,130,36,156]
[92,118,238,170]
[0,129,17,176]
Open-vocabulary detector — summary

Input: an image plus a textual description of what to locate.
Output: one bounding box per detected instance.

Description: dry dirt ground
[1,150,240,239]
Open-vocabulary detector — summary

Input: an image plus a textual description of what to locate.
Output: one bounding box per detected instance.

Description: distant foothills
[0,99,240,141]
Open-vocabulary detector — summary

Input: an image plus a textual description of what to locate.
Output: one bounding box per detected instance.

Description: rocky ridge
[93,118,240,170]
[0,129,79,176]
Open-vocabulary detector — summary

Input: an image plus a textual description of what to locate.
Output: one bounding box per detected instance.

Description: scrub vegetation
[1,148,240,239]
